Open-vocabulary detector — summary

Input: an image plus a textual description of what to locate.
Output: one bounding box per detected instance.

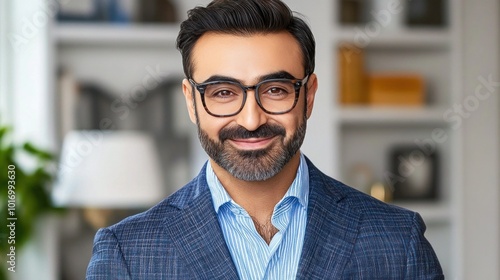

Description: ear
[305,73,318,119]
[182,79,197,124]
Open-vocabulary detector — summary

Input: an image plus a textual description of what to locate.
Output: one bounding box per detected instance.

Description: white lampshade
[53,130,165,208]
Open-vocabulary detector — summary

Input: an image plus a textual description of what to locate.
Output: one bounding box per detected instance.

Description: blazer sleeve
[405,213,445,280]
[86,228,132,280]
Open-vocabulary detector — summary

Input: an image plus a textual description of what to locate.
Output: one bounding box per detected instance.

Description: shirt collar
[206,153,309,213]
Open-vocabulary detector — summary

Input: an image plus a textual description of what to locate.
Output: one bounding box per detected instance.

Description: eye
[259,82,293,99]
[267,87,287,95]
[204,83,242,102]
[212,89,236,98]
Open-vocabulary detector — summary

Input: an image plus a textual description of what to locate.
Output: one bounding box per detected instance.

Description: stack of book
[338,46,425,106]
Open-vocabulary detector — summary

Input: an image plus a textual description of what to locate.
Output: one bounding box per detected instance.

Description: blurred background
[0,0,498,279]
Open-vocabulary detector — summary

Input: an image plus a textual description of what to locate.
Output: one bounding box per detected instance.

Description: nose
[234,91,268,131]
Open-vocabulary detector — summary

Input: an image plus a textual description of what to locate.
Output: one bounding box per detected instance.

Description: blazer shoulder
[106,168,210,237]
[88,175,209,279]
[306,157,417,225]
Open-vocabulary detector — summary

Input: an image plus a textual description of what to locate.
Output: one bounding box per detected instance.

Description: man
[86,0,443,279]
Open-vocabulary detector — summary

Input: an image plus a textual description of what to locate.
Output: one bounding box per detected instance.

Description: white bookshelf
[288,0,462,278]
[333,28,451,49]
[338,106,448,125]
[54,23,180,45]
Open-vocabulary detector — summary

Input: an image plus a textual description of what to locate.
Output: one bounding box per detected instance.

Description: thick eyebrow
[258,71,297,81]
[200,71,298,84]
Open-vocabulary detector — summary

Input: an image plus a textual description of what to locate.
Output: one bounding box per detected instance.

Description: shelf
[54,23,180,46]
[393,202,451,225]
[333,28,450,49]
[338,106,448,126]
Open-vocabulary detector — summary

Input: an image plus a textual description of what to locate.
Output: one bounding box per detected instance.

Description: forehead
[190,32,304,82]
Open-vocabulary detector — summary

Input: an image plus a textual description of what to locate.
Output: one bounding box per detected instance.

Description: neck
[210,152,301,220]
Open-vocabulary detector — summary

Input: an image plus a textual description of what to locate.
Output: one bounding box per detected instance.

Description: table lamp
[53,130,165,228]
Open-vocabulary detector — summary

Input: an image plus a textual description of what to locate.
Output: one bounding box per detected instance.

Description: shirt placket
[263,198,295,279]
[230,203,270,279]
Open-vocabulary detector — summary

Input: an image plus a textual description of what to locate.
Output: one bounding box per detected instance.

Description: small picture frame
[405,0,447,28]
[388,145,439,201]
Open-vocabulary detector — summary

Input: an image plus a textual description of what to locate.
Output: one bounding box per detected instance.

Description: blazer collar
[163,158,361,279]
[163,166,239,279]
[296,158,361,279]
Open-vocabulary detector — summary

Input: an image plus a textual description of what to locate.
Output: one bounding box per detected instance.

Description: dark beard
[197,119,307,181]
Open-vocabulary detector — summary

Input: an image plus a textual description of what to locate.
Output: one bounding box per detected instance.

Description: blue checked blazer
[86,158,444,279]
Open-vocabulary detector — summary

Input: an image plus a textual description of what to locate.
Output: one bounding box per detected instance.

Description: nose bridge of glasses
[239,84,262,109]
[242,84,258,94]
[241,84,261,109]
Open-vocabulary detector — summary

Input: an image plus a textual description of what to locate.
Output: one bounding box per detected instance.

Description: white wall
[7,1,59,280]
[9,0,56,150]
[0,0,12,123]
[461,0,500,278]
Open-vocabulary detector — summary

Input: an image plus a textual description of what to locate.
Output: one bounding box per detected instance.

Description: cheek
[273,115,302,138]
[197,114,231,139]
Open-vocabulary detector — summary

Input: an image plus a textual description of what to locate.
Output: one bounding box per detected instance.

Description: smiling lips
[228,136,277,150]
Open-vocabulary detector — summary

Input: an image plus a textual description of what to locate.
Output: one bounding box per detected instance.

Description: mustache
[219,124,286,142]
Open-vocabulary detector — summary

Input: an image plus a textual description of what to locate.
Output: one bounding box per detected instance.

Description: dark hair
[176,0,315,79]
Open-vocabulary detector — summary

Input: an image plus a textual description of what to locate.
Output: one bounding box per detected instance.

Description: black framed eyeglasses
[188,75,309,117]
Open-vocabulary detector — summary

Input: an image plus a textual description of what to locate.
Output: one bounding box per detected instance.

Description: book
[338,44,367,105]
[367,74,425,106]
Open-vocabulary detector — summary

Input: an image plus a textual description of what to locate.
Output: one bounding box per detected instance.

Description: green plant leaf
[0,125,62,259]
[22,142,54,161]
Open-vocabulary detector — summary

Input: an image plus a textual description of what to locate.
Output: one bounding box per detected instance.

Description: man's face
[182,32,317,181]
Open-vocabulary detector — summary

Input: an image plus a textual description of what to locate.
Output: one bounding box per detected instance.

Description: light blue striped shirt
[206,153,309,280]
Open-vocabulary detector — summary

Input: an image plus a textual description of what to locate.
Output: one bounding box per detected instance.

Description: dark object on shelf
[139,0,177,23]
[57,0,102,22]
[106,0,132,23]
[76,82,116,130]
[57,0,132,23]
[339,0,365,24]
[406,0,447,27]
[388,145,439,201]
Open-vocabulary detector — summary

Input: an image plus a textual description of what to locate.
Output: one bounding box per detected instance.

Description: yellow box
[368,74,425,106]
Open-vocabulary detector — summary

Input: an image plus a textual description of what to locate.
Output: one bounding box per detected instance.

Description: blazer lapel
[296,164,361,279]
[164,175,239,279]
